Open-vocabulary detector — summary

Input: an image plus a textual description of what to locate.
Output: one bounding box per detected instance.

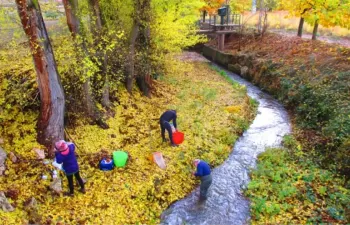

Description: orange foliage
[201,0,226,15]
[219,33,350,72]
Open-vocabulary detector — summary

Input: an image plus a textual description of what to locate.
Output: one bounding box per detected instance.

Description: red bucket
[173,131,184,145]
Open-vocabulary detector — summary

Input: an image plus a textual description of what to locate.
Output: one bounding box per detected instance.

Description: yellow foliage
[225,105,242,114]
[0,59,254,224]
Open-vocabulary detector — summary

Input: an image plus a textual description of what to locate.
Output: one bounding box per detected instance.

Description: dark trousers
[160,120,174,144]
[66,171,85,194]
[200,174,212,200]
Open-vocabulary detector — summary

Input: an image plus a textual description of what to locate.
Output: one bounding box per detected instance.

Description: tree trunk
[62,0,106,126]
[62,0,79,38]
[312,20,319,40]
[62,0,93,116]
[89,0,110,108]
[82,76,94,117]
[257,0,265,34]
[101,53,110,108]
[89,0,103,30]
[297,17,304,37]
[126,22,139,94]
[136,0,152,97]
[16,0,65,155]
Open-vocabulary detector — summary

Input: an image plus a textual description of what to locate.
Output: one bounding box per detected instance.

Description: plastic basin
[173,131,184,145]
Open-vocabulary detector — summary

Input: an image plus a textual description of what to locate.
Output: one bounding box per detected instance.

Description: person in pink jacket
[55,140,86,196]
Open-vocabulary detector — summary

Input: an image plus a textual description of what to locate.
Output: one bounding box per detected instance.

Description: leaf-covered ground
[245,137,350,224]
[0,58,256,224]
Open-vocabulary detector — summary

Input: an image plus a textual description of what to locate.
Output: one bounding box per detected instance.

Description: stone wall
[202,45,280,95]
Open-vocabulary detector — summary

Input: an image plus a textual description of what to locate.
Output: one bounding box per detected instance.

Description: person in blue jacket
[55,140,86,196]
[100,154,114,171]
[160,109,178,147]
[193,159,212,201]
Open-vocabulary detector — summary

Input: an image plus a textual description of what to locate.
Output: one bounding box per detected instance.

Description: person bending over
[193,159,212,201]
[159,109,178,147]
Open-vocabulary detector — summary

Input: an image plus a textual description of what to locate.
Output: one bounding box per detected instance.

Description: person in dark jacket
[55,140,86,196]
[193,159,212,201]
[160,110,178,147]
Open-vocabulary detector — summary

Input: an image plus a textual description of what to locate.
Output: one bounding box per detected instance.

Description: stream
[161,52,292,225]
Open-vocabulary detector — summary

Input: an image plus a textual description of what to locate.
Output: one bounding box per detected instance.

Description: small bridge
[198,13,242,51]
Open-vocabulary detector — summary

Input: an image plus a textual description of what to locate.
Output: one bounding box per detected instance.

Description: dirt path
[269,29,350,48]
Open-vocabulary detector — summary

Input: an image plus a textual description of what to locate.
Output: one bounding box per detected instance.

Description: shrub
[246,146,350,224]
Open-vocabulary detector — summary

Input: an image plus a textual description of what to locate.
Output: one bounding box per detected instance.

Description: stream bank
[161,52,291,225]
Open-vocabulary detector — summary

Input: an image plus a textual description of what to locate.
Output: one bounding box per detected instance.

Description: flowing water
[161,52,292,225]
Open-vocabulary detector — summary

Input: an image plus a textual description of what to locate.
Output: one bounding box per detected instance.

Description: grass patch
[211,65,246,91]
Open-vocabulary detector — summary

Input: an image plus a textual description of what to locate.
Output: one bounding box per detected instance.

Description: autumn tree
[201,0,225,15]
[62,0,79,38]
[282,0,350,39]
[307,0,350,40]
[62,0,109,129]
[88,0,112,109]
[15,0,65,154]
[230,0,251,13]
[311,0,350,38]
[125,0,141,94]
[280,0,312,37]
[135,0,152,97]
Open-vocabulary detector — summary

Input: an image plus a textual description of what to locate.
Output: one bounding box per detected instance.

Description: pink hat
[55,140,69,155]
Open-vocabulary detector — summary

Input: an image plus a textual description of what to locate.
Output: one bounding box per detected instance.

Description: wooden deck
[197,14,242,51]
[197,24,241,34]
[198,13,242,34]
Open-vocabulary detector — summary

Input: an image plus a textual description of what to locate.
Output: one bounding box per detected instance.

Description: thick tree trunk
[126,22,139,94]
[312,20,319,40]
[136,74,151,97]
[297,17,304,37]
[16,0,65,155]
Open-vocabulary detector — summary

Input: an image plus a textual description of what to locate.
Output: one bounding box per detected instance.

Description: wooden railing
[200,13,241,32]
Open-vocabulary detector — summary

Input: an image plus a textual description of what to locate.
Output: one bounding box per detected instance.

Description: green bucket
[113,150,128,168]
